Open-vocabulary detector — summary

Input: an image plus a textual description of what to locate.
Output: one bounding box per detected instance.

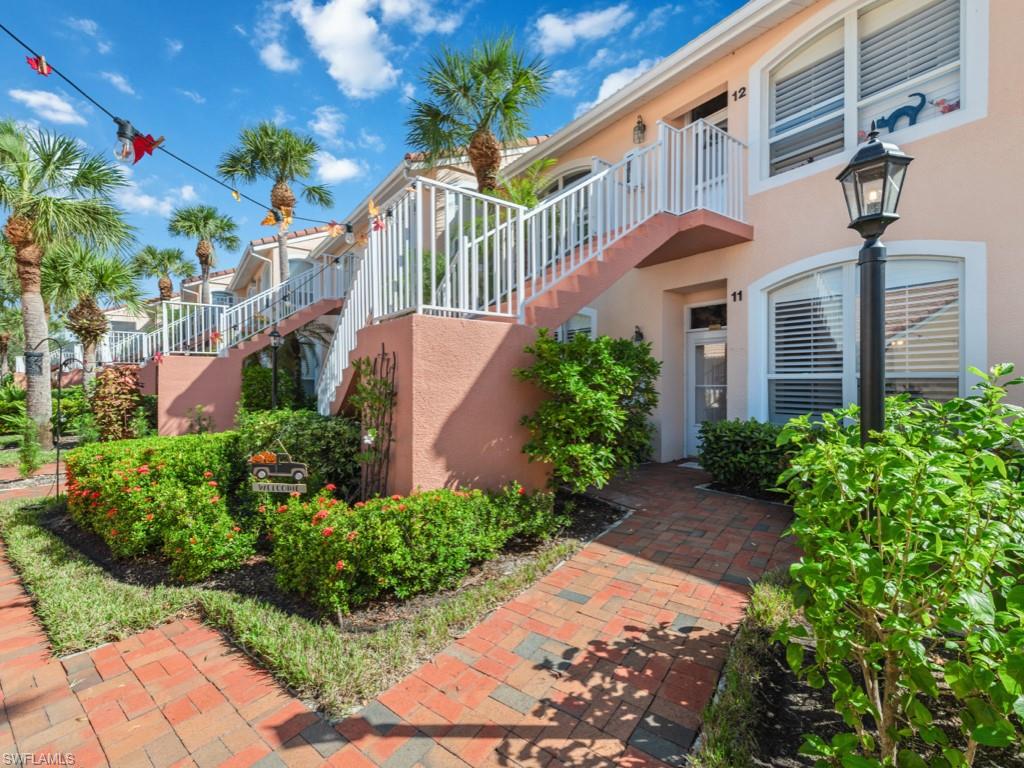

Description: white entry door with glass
[685,302,728,457]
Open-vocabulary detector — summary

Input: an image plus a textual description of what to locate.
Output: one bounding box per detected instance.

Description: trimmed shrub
[92,366,141,441]
[268,483,563,613]
[234,409,361,500]
[54,385,90,435]
[517,329,661,492]
[698,419,787,494]
[240,363,298,411]
[65,434,254,580]
[776,365,1024,766]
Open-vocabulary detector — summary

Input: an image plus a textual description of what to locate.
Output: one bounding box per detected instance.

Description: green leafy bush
[776,365,1024,767]
[517,329,661,492]
[18,418,42,477]
[0,379,26,435]
[240,363,297,411]
[234,409,360,500]
[66,433,254,580]
[268,483,562,613]
[698,419,787,494]
[54,385,90,435]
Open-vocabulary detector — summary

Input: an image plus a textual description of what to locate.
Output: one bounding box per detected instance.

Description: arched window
[759,0,985,180]
[766,256,962,423]
[541,169,590,199]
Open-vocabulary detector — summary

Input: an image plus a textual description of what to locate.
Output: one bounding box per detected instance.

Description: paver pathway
[0,464,797,767]
[0,462,63,501]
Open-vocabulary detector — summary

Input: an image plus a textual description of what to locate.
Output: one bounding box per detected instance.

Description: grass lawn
[0,448,58,468]
[0,497,580,717]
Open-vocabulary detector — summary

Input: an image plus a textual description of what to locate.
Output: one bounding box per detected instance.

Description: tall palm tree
[133,245,195,302]
[167,206,240,304]
[46,241,142,386]
[0,120,131,447]
[217,123,334,285]
[407,35,549,192]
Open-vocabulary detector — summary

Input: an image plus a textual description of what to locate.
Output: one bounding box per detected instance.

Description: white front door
[685,329,728,457]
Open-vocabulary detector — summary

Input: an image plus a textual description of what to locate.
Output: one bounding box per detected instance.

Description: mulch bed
[38,492,626,634]
[751,642,1024,768]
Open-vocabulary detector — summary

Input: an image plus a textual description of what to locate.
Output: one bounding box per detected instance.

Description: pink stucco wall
[339,313,551,495]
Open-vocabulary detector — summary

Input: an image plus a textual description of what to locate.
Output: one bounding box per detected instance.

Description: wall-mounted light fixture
[633,115,647,145]
[632,325,645,343]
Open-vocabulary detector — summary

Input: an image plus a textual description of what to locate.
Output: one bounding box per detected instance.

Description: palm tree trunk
[200,264,211,304]
[468,129,502,192]
[277,233,289,287]
[0,334,9,379]
[14,243,54,450]
[82,341,97,389]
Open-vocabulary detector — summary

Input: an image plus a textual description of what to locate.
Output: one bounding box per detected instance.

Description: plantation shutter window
[763,0,969,179]
[766,257,963,423]
[555,309,596,342]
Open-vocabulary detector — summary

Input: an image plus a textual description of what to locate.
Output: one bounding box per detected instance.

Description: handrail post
[516,210,525,322]
[657,122,668,214]
[415,180,423,314]
[161,302,170,354]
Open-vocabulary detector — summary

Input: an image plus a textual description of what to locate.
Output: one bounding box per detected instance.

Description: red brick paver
[0,464,796,767]
[332,464,798,768]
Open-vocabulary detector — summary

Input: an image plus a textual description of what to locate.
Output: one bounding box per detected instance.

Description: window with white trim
[767,0,967,178]
[766,257,962,423]
[554,309,597,342]
[211,291,235,307]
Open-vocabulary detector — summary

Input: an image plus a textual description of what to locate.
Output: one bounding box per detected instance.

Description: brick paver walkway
[0,464,796,767]
[0,462,62,502]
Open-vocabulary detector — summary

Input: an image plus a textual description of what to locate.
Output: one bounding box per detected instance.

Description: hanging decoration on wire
[368,198,386,232]
[231,190,241,202]
[112,118,164,165]
[25,54,51,75]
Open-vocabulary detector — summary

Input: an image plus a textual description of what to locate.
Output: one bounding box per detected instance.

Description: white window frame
[748,0,989,194]
[746,240,986,422]
[554,307,598,342]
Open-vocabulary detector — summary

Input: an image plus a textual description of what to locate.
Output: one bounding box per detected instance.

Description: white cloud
[65,17,111,54]
[549,69,581,97]
[115,182,197,217]
[272,106,292,125]
[260,41,301,72]
[575,59,658,117]
[100,72,135,96]
[177,89,206,104]
[289,0,400,98]
[358,129,385,152]
[234,24,248,37]
[588,47,631,69]
[534,4,635,56]
[166,38,184,57]
[8,90,86,126]
[401,82,416,102]
[315,151,363,183]
[308,105,345,144]
[631,4,685,39]
[379,0,462,34]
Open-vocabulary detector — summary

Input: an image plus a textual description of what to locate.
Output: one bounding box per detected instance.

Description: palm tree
[167,206,240,304]
[46,241,142,386]
[133,245,195,302]
[217,123,334,285]
[0,120,131,448]
[407,35,549,192]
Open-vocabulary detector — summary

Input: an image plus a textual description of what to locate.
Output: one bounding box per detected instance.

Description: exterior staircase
[315,119,750,416]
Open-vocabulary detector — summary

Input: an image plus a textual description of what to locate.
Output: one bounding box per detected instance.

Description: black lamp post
[836,126,913,444]
[269,327,284,409]
[29,337,84,498]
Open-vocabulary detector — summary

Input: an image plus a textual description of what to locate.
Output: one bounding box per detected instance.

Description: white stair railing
[160,302,225,355]
[316,250,370,415]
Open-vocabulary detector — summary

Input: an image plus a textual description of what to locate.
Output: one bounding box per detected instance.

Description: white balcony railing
[314,120,747,414]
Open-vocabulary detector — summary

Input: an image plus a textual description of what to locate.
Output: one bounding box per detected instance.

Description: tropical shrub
[517,329,661,492]
[240,361,297,411]
[65,433,254,580]
[91,366,141,441]
[268,483,562,613]
[18,419,42,477]
[698,419,787,494]
[776,365,1024,767]
[0,378,26,435]
[234,409,360,500]
[53,385,90,435]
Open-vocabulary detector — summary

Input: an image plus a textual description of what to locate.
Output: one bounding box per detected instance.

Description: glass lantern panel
[855,164,886,217]
[840,173,859,224]
[883,162,907,216]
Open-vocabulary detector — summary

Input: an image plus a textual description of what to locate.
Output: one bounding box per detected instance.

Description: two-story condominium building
[117,0,1016,494]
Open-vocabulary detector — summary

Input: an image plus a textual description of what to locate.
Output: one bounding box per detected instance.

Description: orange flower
[347,530,358,542]
[325,483,336,491]
[203,470,214,478]
[322,527,334,537]
[208,480,218,487]
[146,513,154,521]
[277,504,288,513]
[518,486,526,496]
[391,494,402,501]
[258,505,266,513]
[335,560,345,571]
[397,504,407,512]
[290,491,301,498]
[210,495,221,503]
[110,529,119,537]
[232,526,241,532]
[354,501,365,509]
[189,536,197,545]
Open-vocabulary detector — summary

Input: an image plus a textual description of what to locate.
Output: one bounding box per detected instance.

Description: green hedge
[66,434,255,581]
[240,363,299,411]
[268,484,563,613]
[698,419,787,494]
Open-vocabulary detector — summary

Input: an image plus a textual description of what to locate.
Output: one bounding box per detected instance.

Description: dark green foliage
[18,419,42,477]
[53,385,90,434]
[776,365,1024,766]
[517,329,660,492]
[698,419,787,493]
[240,362,298,411]
[233,409,361,500]
[269,483,563,613]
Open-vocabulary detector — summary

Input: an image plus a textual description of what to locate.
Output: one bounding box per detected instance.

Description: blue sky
[3,0,742,295]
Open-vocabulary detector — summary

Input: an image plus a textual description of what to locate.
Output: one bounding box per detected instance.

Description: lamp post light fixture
[836,126,913,444]
[633,115,647,145]
[269,327,284,410]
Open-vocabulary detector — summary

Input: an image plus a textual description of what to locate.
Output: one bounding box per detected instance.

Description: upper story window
[764,0,977,180]
[211,291,235,307]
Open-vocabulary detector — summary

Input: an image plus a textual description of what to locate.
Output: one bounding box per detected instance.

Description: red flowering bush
[65,434,255,581]
[268,484,562,613]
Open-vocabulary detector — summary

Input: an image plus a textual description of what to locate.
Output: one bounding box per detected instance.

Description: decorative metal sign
[249,445,309,494]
